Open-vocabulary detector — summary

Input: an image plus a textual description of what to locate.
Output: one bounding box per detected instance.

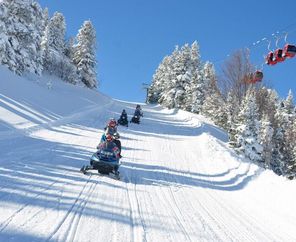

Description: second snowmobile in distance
[118,109,128,127]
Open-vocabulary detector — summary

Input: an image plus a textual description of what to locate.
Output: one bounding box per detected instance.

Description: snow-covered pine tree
[226,90,241,144]
[280,90,296,177]
[201,62,226,127]
[73,20,97,89]
[41,12,66,70]
[173,43,193,110]
[147,55,172,104]
[41,12,79,84]
[260,113,274,168]
[0,0,43,75]
[289,122,296,179]
[271,100,288,175]
[202,90,227,129]
[0,3,9,67]
[187,41,203,113]
[233,88,263,163]
[158,46,181,108]
[195,61,217,114]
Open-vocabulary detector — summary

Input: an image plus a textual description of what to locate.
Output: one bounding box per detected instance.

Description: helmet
[106,134,113,142]
[108,119,117,128]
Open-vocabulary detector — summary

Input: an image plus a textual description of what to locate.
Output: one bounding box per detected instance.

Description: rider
[135,105,143,117]
[101,119,122,157]
[120,109,128,120]
[118,109,128,125]
[131,105,143,123]
[98,134,120,158]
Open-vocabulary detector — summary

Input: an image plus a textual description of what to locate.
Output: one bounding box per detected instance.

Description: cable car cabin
[283,44,296,58]
[246,71,263,84]
[274,49,286,62]
[266,52,277,65]
[254,70,263,82]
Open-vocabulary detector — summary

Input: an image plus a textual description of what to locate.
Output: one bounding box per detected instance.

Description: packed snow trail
[0,72,296,241]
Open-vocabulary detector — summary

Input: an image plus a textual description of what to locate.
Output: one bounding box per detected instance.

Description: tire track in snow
[123,133,147,242]
[156,138,192,241]
[0,176,62,234]
[46,174,95,242]
[168,147,224,241]
[64,177,99,242]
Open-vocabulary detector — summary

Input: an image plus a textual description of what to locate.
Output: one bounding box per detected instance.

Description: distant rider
[134,105,143,117]
[120,109,128,120]
[118,109,128,126]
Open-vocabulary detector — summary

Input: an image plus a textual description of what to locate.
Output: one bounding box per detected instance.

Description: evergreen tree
[73,20,97,89]
[0,0,43,75]
[173,43,193,110]
[280,91,296,177]
[158,46,181,108]
[233,88,263,162]
[260,113,274,168]
[41,12,79,84]
[188,42,204,113]
[193,61,217,115]
[0,3,9,67]
[202,91,227,129]
[41,12,66,70]
[148,55,172,103]
[271,101,288,175]
[227,90,240,144]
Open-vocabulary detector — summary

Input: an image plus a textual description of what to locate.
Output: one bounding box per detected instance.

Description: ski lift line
[212,22,296,65]
[243,19,296,51]
[213,20,296,85]
[212,29,296,64]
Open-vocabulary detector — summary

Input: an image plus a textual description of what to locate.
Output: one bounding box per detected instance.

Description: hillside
[0,67,296,242]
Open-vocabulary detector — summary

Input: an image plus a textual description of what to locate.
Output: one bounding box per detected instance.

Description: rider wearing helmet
[134,105,143,117]
[118,109,128,126]
[101,118,122,157]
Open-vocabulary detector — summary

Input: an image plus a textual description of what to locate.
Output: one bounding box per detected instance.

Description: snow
[0,66,296,242]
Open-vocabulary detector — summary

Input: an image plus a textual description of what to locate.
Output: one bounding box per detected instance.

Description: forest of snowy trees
[0,0,97,88]
[148,44,296,179]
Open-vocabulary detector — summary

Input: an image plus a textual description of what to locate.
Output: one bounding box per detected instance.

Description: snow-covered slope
[1,67,296,242]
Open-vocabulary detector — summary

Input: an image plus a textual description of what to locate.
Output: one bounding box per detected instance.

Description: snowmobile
[130,106,143,124]
[80,139,121,179]
[118,115,128,127]
[130,115,141,124]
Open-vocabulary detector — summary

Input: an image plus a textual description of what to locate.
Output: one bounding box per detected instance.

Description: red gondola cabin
[274,49,286,62]
[266,51,277,65]
[246,71,263,84]
[254,70,263,82]
[283,44,296,58]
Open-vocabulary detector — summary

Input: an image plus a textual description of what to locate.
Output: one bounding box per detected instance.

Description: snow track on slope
[1,97,296,242]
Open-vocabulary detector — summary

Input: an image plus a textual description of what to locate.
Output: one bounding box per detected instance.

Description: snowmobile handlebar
[113,133,120,139]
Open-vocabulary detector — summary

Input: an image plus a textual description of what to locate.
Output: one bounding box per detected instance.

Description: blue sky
[39,0,296,102]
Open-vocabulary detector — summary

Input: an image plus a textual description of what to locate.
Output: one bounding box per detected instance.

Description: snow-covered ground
[1,66,296,242]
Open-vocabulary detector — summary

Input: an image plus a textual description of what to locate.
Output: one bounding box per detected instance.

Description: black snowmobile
[118,114,128,127]
[130,107,143,124]
[130,115,141,124]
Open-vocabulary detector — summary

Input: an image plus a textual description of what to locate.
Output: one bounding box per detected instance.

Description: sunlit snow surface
[0,66,295,242]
